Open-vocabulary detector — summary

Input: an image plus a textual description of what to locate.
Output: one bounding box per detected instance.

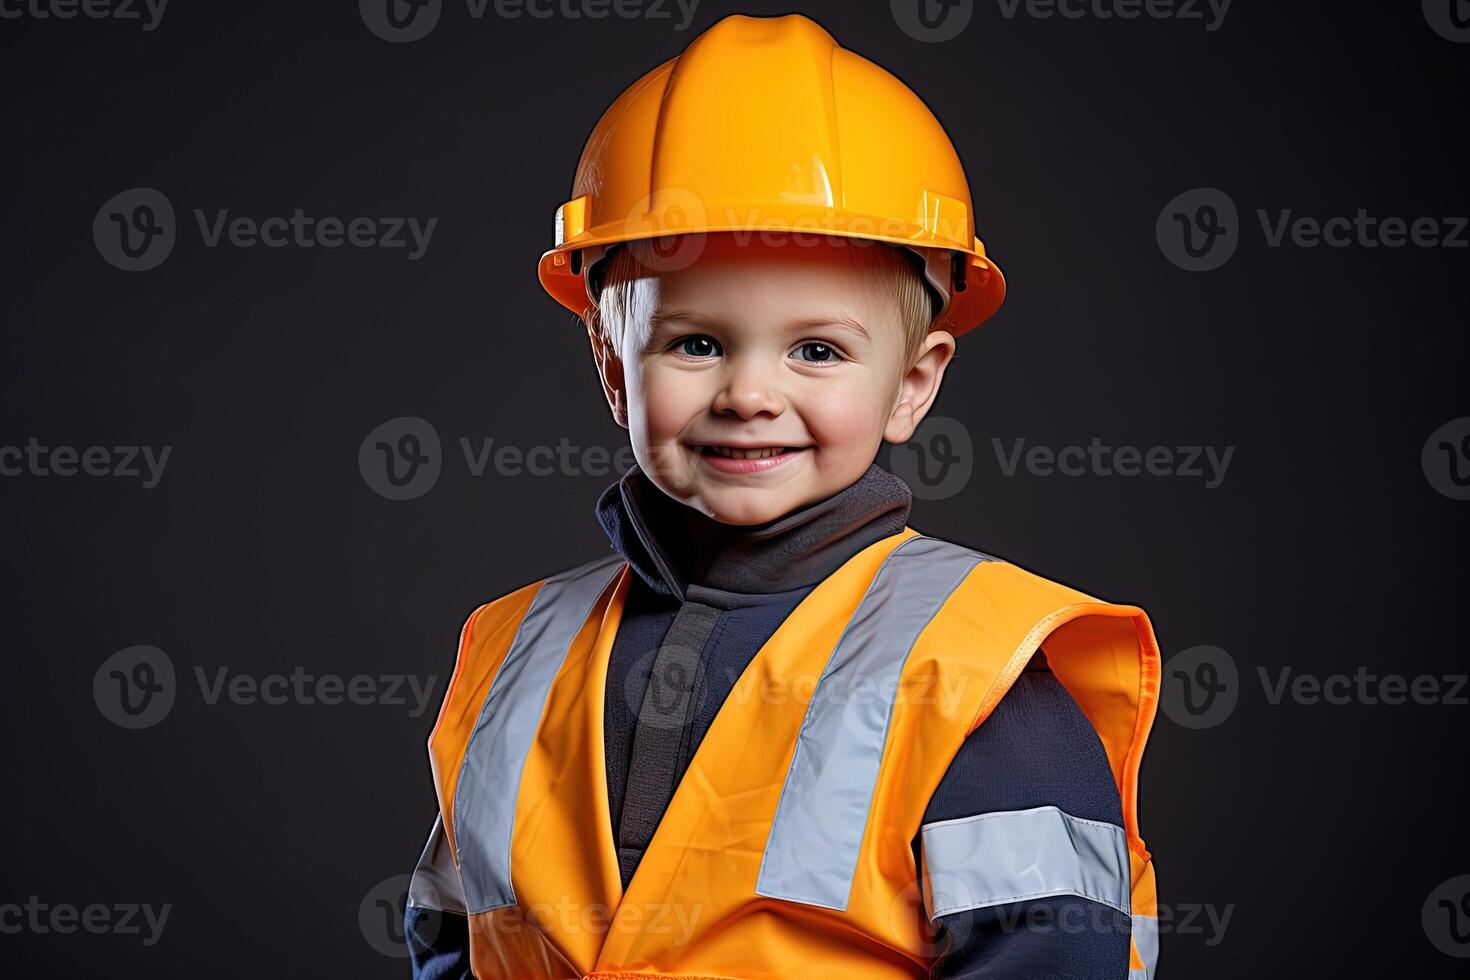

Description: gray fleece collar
[596,459,914,602]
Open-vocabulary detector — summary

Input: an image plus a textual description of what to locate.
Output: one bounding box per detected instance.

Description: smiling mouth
[694,445,806,459]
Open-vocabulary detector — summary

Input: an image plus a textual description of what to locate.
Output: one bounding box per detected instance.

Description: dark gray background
[3,0,1468,975]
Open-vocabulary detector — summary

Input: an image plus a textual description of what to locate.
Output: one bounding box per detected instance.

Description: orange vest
[409,528,1160,978]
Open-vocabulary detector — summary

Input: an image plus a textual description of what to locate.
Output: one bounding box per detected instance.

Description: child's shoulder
[900,530,1103,605]
[462,549,626,627]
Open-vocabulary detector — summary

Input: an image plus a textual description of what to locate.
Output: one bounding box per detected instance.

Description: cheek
[632,362,707,440]
[802,377,893,447]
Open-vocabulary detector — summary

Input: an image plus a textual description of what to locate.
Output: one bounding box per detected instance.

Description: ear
[883,329,956,444]
[585,317,630,429]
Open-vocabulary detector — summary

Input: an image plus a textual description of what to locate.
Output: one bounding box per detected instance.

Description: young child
[406,13,1160,980]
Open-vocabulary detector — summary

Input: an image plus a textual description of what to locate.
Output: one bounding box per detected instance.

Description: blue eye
[793,341,844,364]
[679,336,721,358]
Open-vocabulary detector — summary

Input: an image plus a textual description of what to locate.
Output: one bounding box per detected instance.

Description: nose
[709,355,786,420]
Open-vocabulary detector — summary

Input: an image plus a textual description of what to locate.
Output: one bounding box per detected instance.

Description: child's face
[589,235,955,525]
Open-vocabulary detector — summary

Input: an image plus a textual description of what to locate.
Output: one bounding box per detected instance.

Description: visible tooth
[709,446,787,459]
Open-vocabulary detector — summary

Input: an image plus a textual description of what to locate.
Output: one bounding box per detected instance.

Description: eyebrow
[648,311,872,342]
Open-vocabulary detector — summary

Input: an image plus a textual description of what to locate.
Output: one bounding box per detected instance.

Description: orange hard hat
[537,13,1006,337]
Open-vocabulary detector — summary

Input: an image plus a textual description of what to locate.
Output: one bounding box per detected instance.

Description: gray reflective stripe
[918,805,1131,919]
[408,813,467,914]
[756,536,993,911]
[1132,913,1158,979]
[453,553,625,913]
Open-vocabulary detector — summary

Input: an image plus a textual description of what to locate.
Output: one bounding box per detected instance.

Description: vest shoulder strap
[954,557,1159,842]
[426,553,626,863]
[922,548,1161,979]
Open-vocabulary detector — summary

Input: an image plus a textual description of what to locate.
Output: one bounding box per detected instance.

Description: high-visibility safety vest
[410,528,1161,979]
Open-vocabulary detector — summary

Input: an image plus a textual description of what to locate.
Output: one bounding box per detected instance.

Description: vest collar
[595,460,913,602]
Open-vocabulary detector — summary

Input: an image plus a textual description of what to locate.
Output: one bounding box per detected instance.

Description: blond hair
[583,235,939,370]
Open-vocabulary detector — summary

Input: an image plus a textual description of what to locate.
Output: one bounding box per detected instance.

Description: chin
[700,492,796,527]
